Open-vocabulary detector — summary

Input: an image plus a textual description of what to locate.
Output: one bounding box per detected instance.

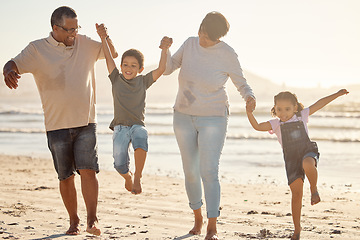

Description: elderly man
[2,6,117,236]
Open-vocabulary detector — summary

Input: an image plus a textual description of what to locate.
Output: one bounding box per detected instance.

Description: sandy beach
[0,154,359,240]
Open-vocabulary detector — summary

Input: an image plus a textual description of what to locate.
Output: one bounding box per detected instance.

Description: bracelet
[105,35,110,40]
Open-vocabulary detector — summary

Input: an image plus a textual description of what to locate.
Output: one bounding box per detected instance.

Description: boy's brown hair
[121,49,144,69]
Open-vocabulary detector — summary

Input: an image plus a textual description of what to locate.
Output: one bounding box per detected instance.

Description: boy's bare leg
[132,148,147,194]
[289,178,303,239]
[205,217,218,240]
[189,208,203,235]
[79,169,101,236]
[59,175,80,235]
[120,172,133,192]
[303,157,321,205]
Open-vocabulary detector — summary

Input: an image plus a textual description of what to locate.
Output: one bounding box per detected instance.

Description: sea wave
[226,134,360,143]
[0,128,45,133]
[1,128,359,143]
[2,103,360,118]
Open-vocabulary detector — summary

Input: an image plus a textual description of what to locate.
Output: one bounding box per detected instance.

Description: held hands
[159,36,173,50]
[3,70,21,89]
[246,96,256,113]
[95,23,108,39]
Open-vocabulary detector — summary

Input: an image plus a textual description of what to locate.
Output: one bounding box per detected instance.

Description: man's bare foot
[205,231,218,240]
[66,218,80,235]
[189,216,203,235]
[66,223,80,235]
[311,191,321,205]
[132,176,142,194]
[86,221,101,236]
[120,172,133,192]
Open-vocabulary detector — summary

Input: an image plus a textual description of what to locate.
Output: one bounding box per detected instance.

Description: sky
[0,0,359,88]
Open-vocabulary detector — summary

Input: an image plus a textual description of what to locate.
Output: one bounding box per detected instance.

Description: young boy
[96,23,172,194]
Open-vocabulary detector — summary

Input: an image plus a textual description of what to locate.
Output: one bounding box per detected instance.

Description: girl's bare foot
[189,215,203,235]
[311,191,321,205]
[291,232,300,240]
[120,172,133,192]
[132,176,142,194]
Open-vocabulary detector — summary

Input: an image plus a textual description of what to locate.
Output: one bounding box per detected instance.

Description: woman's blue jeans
[173,110,228,218]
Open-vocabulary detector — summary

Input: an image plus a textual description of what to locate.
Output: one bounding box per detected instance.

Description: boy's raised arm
[309,89,349,115]
[96,23,116,74]
[152,36,173,81]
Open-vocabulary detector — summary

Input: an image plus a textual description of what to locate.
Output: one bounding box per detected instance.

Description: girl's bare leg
[289,178,303,238]
[303,157,321,205]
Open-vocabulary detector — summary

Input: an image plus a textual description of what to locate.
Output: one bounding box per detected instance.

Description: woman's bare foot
[189,215,203,235]
[132,176,142,194]
[66,218,80,235]
[205,231,219,240]
[120,172,133,192]
[311,191,321,205]
[205,218,218,240]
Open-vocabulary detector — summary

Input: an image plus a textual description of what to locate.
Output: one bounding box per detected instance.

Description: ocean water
[0,101,359,191]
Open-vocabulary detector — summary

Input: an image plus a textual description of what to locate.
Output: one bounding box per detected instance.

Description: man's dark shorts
[47,123,99,181]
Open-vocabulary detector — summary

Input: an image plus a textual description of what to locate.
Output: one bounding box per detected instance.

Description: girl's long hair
[271,91,304,117]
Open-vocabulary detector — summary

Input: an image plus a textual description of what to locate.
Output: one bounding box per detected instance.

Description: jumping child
[246,89,349,240]
[96,24,172,194]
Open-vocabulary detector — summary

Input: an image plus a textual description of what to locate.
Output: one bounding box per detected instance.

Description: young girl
[246,89,349,240]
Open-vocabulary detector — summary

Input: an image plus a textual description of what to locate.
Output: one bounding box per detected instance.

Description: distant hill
[1,64,358,109]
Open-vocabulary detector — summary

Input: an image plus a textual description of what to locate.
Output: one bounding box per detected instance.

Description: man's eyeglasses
[56,25,81,34]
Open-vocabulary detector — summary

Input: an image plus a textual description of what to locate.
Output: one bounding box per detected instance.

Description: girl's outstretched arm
[246,111,272,132]
[309,89,349,115]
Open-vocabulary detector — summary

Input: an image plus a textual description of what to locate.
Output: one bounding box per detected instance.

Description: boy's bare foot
[66,218,80,235]
[189,216,203,235]
[121,172,133,192]
[311,191,321,205]
[132,177,142,194]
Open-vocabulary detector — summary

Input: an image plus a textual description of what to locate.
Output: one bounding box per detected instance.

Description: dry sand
[0,154,359,239]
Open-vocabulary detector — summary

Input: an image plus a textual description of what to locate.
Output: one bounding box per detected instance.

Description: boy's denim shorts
[112,124,148,174]
[47,123,99,181]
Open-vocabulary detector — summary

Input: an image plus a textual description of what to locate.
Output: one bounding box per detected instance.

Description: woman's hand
[246,96,256,112]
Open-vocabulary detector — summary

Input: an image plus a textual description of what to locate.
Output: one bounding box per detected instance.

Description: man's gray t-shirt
[109,68,154,130]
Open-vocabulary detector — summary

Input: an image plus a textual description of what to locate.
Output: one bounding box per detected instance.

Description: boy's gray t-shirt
[108,68,154,130]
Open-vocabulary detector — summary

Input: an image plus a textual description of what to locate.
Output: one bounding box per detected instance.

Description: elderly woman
[164,12,256,240]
